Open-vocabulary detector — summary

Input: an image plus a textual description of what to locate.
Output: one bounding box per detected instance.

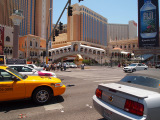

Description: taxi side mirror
[11,76,19,81]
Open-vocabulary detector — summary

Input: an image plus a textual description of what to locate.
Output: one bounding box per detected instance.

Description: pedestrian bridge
[48,42,107,63]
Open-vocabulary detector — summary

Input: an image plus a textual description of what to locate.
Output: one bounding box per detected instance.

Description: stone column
[10,10,24,58]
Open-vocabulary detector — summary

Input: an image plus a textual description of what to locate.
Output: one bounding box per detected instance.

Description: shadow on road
[0,96,64,113]
[98,118,106,120]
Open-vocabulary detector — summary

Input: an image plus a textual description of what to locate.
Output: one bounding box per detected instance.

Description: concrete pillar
[12,25,20,58]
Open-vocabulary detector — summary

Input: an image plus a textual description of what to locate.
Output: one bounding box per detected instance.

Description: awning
[121,51,130,54]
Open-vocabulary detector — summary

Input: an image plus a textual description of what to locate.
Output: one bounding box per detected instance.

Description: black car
[155,64,160,69]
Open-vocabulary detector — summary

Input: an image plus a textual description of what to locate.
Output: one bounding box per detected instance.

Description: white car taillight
[124,99,144,116]
[95,88,102,99]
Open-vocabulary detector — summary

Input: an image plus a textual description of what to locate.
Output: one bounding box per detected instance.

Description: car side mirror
[11,76,19,81]
[32,70,37,73]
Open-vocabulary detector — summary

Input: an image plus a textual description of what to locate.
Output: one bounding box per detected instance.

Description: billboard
[0,26,4,55]
[138,0,159,48]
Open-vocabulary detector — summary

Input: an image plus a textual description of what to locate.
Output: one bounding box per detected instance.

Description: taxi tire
[32,87,52,105]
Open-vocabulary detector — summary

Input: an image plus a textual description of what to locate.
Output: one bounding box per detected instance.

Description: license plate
[103,109,112,120]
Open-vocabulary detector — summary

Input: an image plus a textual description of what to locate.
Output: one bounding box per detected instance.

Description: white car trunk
[99,83,159,110]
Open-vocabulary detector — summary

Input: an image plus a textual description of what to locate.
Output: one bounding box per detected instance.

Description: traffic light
[59,22,63,30]
[78,0,83,2]
[68,6,73,16]
[53,35,55,41]
[55,29,59,36]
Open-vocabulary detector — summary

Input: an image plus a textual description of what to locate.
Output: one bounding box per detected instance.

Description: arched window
[6,36,10,42]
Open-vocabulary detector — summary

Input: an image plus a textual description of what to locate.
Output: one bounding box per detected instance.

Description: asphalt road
[0,66,159,120]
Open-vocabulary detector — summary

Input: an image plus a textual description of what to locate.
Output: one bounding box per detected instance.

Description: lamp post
[10,10,24,58]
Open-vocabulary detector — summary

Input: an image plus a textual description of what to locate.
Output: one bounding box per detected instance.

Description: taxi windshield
[6,67,27,79]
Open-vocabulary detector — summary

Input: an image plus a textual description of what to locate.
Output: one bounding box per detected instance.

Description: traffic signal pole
[46,0,71,64]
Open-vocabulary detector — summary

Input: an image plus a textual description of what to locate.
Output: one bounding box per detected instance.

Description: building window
[133,44,135,48]
[35,42,38,47]
[6,36,10,42]
[128,44,131,49]
[30,41,32,46]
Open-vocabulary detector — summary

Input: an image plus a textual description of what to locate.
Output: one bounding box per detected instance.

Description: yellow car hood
[25,75,62,83]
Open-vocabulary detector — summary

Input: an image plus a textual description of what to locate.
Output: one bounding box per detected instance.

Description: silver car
[93,71,160,120]
[123,63,148,73]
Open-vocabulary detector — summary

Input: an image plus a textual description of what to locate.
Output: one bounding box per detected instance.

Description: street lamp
[10,10,24,58]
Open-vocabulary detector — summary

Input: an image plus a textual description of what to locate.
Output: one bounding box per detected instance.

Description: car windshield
[70,63,75,65]
[120,75,160,88]
[129,64,137,66]
[6,67,28,79]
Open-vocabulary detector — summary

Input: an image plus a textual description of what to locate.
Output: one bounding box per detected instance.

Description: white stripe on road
[44,103,64,111]
[94,79,121,83]
[83,77,122,81]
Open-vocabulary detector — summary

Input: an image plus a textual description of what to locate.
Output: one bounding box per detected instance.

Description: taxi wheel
[32,87,52,104]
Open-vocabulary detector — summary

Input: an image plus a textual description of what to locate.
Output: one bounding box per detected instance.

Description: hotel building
[0,0,53,39]
[66,3,137,48]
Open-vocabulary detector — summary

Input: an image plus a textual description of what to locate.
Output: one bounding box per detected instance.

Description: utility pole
[46,0,71,64]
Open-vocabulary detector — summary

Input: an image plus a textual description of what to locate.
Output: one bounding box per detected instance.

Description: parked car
[8,65,57,78]
[155,64,160,69]
[0,66,65,104]
[67,62,77,68]
[27,64,44,71]
[123,63,148,73]
[93,71,160,120]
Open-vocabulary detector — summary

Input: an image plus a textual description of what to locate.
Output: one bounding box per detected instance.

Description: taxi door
[0,69,25,101]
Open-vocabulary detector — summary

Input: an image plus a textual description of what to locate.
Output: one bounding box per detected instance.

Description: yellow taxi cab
[0,65,66,104]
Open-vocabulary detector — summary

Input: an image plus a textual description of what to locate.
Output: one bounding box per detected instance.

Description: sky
[53,0,160,25]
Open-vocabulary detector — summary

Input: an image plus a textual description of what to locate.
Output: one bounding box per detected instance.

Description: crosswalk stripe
[83,77,122,81]
[94,79,121,82]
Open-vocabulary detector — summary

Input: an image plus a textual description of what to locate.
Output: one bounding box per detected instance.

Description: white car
[8,65,57,78]
[123,63,148,73]
[93,71,160,120]
[68,62,77,68]
[27,64,44,71]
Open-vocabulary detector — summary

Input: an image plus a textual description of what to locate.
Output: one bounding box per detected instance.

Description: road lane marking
[44,103,64,111]
[83,77,122,81]
[94,79,121,82]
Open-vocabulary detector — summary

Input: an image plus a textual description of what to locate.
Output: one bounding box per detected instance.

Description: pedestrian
[81,63,84,70]
[63,62,67,71]
[46,63,49,71]
[50,63,53,70]
[53,63,56,71]
[56,62,60,71]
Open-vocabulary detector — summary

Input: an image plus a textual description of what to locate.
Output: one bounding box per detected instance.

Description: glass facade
[81,7,108,46]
